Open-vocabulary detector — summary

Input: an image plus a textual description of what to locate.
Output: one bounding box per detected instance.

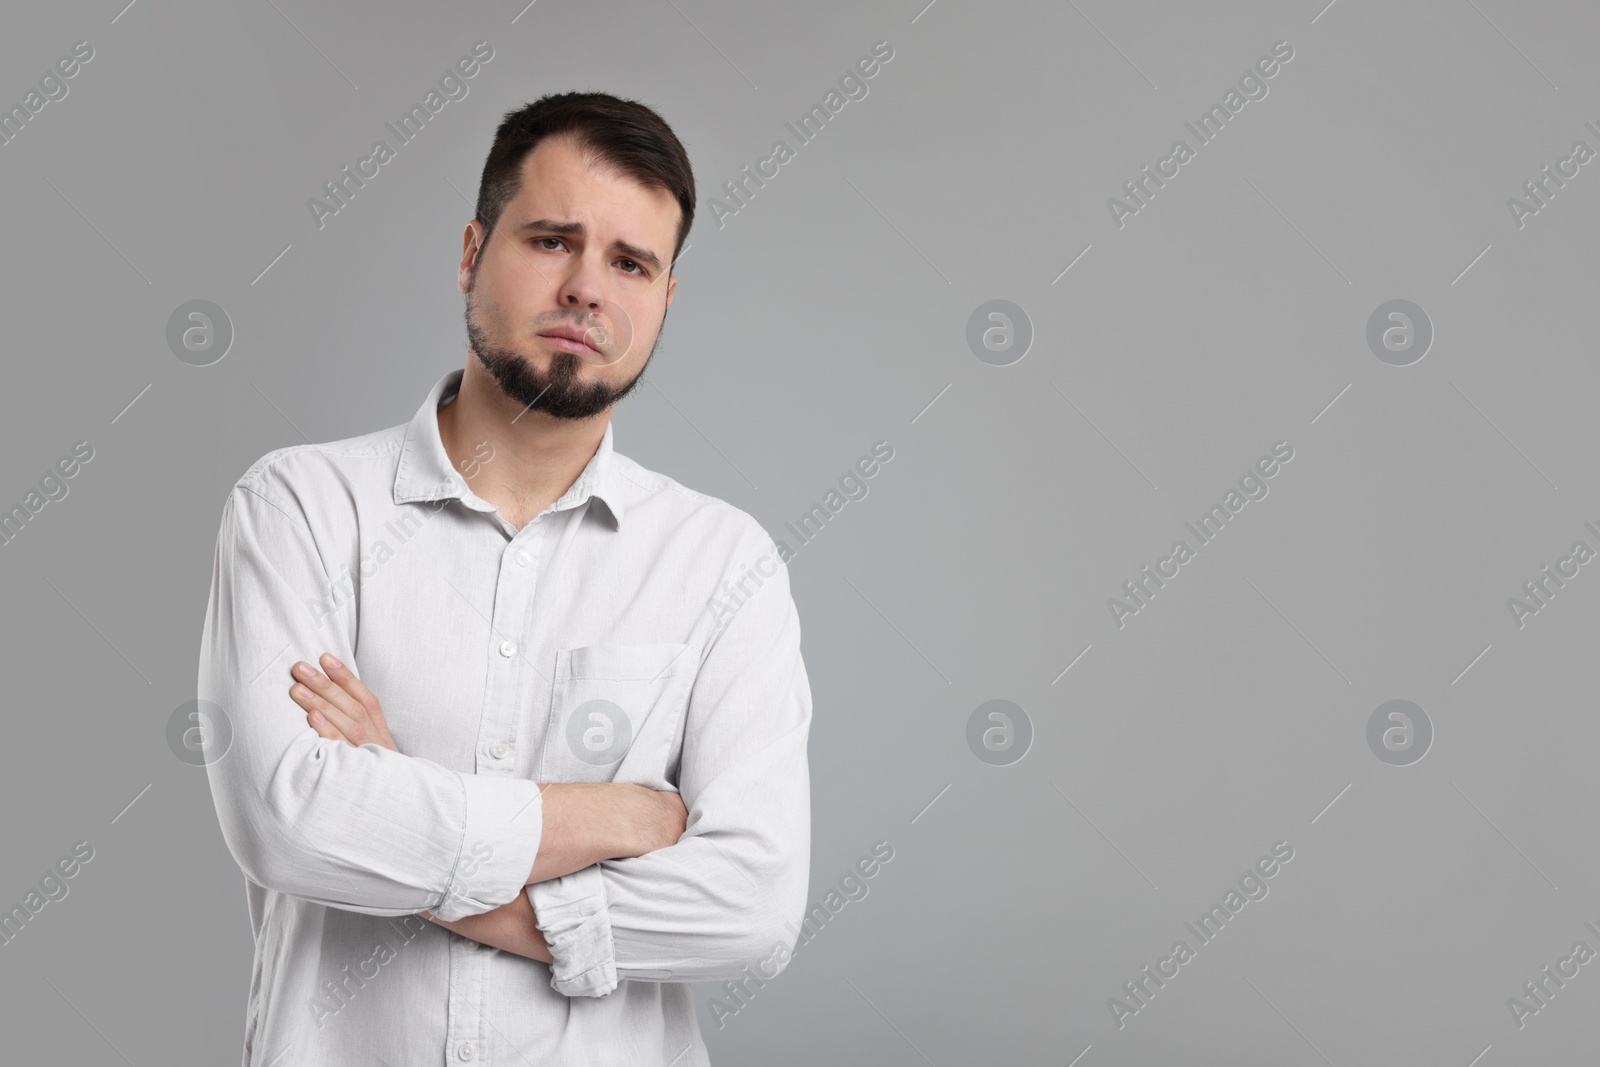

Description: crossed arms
[287,651,687,964]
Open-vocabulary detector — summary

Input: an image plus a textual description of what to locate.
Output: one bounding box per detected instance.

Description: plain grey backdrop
[2,0,1598,1063]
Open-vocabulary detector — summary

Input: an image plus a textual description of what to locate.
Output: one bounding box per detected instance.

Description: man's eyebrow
[514,218,664,274]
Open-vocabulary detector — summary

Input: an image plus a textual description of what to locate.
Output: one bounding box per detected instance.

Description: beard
[464,269,658,421]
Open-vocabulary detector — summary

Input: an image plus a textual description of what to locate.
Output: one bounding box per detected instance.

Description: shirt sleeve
[529,519,812,996]
[198,480,544,922]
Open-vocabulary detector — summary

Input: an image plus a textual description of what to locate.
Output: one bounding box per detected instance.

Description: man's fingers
[320,652,396,750]
[320,653,381,713]
[292,659,368,726]
[306,708,350,744]
[290,676,365,743]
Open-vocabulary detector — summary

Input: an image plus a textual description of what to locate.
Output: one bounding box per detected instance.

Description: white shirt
[197,368,812,1066]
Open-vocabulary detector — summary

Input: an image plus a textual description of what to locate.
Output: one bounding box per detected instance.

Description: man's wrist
[527,783,638,885]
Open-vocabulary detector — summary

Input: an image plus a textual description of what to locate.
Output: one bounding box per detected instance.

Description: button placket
[477,528,544,778]
[448,530,541,1062]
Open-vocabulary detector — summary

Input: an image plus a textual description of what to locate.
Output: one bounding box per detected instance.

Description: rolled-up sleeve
[198,480,543,922]
[530,521,812,996]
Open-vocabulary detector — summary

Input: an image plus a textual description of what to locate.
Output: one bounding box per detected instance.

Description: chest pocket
[540,642,700,790]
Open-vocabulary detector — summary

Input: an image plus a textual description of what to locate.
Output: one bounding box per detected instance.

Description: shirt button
[515,549,531,567]
[457,1041,475,1060]
[491,740,510,759]
[499,641,516,658]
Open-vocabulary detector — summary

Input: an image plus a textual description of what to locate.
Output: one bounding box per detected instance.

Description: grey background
[1,0,1596,1063]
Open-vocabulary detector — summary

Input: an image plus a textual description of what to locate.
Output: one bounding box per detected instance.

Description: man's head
[459,92,695,421]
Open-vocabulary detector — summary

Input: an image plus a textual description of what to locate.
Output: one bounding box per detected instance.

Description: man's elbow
[210,741,345,898]
[211,781,316,896]
[704,870,810,981]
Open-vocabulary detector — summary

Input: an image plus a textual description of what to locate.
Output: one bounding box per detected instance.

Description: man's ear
[458,221,486,293]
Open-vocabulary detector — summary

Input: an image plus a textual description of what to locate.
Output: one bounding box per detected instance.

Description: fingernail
[294,663,314,680]
[324,654,343,670]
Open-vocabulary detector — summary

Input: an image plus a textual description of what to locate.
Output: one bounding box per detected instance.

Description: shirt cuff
[528,863,618,996]
[432,773,544,922]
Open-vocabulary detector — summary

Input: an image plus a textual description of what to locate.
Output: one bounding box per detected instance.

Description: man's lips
[537,325,603,355]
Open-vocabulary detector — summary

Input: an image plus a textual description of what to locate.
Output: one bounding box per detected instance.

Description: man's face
[458,134,679,420]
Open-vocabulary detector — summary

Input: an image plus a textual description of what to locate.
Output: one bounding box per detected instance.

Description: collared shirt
[197,368,812,1066]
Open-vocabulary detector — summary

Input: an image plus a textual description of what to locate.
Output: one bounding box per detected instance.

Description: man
[197,91,813,1066]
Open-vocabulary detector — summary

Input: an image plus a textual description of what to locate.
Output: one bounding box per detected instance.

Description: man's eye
[619,259,643,275]
[534,237,563,251]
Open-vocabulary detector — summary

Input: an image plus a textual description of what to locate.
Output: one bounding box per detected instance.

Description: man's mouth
[537,324,604,356]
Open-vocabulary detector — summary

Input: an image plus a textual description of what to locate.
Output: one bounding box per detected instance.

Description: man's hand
[528,783,688,883]
[626,783,689,856]
[286,654,548,955]
[289,653,397,751]
[418,893,553,963]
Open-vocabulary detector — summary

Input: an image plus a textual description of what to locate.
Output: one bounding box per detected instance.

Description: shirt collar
[393,367,625,528]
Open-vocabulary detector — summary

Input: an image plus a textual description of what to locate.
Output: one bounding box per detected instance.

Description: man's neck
[437,359,609,530]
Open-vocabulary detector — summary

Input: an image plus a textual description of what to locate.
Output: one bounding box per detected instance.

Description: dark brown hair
[473,92,695,273]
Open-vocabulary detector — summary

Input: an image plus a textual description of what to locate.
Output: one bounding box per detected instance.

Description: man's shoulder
[611,449,776,556]
[231,421,407,513]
